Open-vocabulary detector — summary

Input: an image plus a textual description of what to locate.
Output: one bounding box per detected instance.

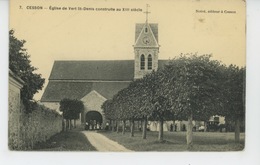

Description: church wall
[81,90,107,127]
[134,23,159,79]
[134,48,159,79]
[148,120,205,132]
[148,121,169,132]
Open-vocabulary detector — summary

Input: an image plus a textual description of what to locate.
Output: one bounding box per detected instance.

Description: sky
[10,0,246,100]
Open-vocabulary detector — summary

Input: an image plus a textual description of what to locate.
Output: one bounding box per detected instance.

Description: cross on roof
[144,4,150,23]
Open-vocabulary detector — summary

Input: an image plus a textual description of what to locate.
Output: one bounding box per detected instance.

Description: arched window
[148,54,152,70]
[145,27,148,33]
[140,54,145,70]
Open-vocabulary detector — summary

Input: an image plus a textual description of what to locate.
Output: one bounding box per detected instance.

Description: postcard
[9,0,245,154]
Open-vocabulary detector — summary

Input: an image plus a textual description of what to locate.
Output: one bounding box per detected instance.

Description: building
[41,18,169,128]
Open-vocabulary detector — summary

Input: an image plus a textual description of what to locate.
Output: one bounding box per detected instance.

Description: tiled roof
[41,60,169,102]
[92,82,131,99]
[41,81,130,102]
[41,81,93,102]
[49,60,135,81]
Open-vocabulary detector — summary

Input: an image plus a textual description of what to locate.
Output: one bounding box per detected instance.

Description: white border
[1,0,260,165]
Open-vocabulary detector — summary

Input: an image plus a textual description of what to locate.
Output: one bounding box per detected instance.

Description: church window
[145,27,148,33]
[148,54,152,70]
[140,54,145,70]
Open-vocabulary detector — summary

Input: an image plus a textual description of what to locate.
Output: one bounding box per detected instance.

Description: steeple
[133,5,159,79]
[144,4,150,24]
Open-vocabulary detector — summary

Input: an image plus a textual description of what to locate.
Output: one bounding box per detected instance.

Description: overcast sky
[10,0,246,100]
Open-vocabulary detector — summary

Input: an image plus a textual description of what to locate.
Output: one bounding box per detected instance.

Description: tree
[59,98,84,130]
[220,65,245,142]
[142,71,175,141]
[9,30,45,113]
[125,79,145,137]
[162,54,224,149]
[71,99,84,128]
[102,99,114,131]
[102,53,235,148]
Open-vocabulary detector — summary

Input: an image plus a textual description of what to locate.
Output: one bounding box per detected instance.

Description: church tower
[134,5,159,79]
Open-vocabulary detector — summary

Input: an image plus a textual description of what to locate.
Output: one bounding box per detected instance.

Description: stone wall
[9,103,63,150]
[8,70,24,150]
[9,71,63,150]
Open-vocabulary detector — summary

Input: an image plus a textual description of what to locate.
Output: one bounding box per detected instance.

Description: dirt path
[82,131,132,152]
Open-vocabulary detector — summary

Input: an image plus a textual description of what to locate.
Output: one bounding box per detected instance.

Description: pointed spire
[144,4,150,23]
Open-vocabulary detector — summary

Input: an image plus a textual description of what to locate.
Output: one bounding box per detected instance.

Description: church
[41,16,170,128]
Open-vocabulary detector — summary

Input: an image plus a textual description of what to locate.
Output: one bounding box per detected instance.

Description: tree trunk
[172,120,175,132]
[226,119,231,132]
[116,120,119,133]
[109,120,112,131]
[186,114,193,149]
[142,117,147,139]
[137,120,141,131]
[130,119,134,137]
[62,114,65,131]
[66,119,69,131]
[70,119,72,130]
[235,118,240,143]
[112,120,115,132]
[204,121,207,132]
[74,119,76,128]
[62,119,65,132]
[68,120,70,130]
[122,120,126,135]
[141,120,143,131]
[158,119,164,142]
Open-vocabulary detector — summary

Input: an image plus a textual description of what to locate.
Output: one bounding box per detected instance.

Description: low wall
[9,70,63,150]
[9,103,63,150]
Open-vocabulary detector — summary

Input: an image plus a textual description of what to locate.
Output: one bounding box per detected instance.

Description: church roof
[41,60,169,102]
[41,81,131,102]
[135,23,158,42]
[49,60,135,81]
[41,81,93,102]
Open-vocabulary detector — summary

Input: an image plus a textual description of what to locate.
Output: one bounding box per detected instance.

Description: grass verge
[32,129,96,151]
[100,130,244,151]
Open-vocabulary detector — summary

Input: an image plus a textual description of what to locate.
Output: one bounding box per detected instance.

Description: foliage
[162,53,225,121]
[101,53,245,144]
[59,98,84,120]
[220,65,245,121]
[102,54,225,122]
[9,29,45,113]
[101,99,114,120]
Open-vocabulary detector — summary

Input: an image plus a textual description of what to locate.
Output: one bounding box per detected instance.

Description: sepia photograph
[8,0,246,154]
